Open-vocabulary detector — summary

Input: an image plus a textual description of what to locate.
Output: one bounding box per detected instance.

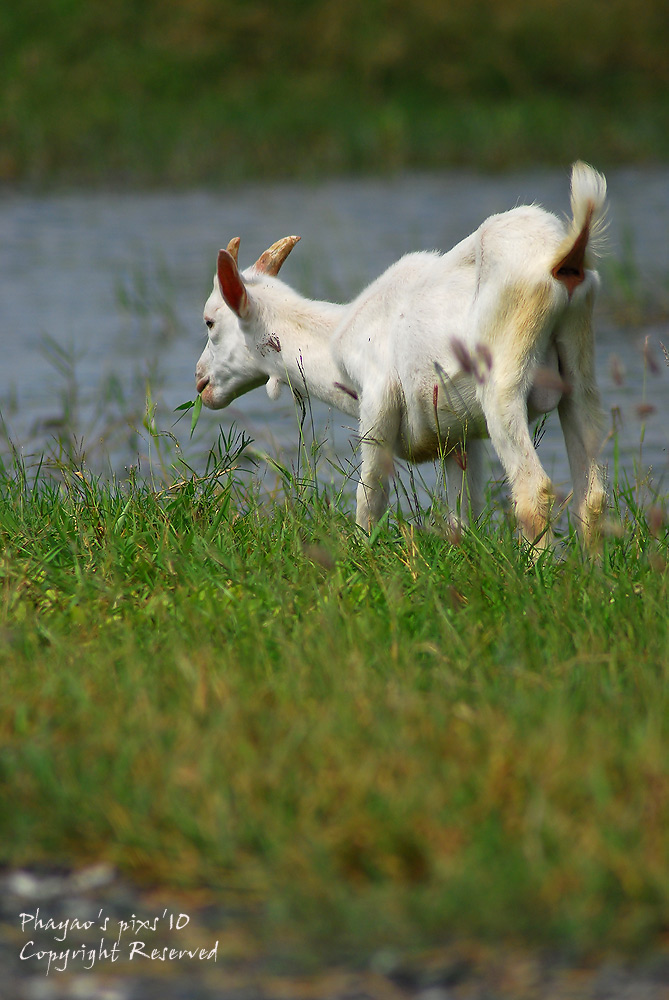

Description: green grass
[1,431,668,965]
[3,0,669,186]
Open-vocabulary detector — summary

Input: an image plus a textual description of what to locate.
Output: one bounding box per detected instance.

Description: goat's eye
[205,319,214,330]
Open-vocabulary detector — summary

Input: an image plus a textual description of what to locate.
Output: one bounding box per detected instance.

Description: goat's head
[195,235,300,409]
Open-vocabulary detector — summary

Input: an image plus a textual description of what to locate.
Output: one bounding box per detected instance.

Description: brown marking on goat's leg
[514,478,555,547]
[580,473,607,546]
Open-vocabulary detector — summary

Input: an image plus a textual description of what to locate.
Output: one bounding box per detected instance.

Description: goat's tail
[551,161,608,295]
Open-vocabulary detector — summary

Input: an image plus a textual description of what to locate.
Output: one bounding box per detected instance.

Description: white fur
[195,162,608,543]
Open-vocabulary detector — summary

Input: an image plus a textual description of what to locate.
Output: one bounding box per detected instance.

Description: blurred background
[2,0,669,187]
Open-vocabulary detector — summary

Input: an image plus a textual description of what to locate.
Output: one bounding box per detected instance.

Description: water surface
[1,168,667,508]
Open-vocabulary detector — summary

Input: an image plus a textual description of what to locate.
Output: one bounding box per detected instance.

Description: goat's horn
[226,237,241,264]
[253,235,301,275]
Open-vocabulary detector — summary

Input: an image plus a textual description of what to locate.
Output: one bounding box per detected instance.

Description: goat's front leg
[482,384,554,545]
[355,400,400,533]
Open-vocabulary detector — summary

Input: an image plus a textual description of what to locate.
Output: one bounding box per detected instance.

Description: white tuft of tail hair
[566,160,608,259]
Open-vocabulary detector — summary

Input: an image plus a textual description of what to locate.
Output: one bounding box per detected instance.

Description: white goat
[195,162,608,543]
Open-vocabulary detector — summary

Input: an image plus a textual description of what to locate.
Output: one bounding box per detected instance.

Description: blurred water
[1,168,668,506]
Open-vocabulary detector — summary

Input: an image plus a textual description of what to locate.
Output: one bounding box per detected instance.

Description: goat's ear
[217,249,251,319]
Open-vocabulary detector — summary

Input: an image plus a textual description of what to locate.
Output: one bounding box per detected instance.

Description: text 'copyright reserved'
[18,907,219,975]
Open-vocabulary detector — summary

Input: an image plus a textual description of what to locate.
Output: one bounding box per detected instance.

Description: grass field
[1,421,668,964]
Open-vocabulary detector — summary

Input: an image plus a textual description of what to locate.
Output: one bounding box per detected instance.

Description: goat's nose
[196,375,210,394]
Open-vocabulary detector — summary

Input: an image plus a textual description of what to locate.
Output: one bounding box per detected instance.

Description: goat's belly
[397,405,486,464]
[395,428,442,464]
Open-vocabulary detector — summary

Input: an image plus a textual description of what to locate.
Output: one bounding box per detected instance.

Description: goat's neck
[253,290,355,412]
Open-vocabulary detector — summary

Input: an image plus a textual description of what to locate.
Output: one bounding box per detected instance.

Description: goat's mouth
[198,375,271,410]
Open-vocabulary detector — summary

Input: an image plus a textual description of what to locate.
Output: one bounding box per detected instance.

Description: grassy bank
[3,0,669,186]
[1,432,668,963]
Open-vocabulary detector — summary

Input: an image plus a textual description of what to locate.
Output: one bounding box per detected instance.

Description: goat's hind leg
[557,329,606,540]
[559,400,606,542]
[476,289,557,545]
[481,379,555,546]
